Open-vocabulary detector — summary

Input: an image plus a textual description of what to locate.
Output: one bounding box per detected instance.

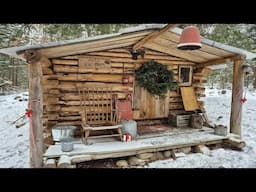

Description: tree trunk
[253,66,256,89]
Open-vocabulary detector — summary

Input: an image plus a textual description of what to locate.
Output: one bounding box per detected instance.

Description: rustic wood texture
[230,59,244,137]
[29,56,44,168]
[133,24,178,50]
[180,87,199,111]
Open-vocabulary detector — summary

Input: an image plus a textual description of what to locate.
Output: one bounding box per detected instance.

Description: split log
[57,155,73,168]
[71,155,92,164]
[194,145,211,156]
[225,136,246,149]
[44,159,56,168]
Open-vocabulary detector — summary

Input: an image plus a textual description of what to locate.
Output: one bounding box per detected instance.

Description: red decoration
[177,26,202,50]
[122,75,129,85]
[25,109,32,118]
[240,97,247,104]
[116,100,133,120]
[123,133,132,142]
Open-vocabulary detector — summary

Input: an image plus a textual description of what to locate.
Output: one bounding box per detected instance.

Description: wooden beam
[195,55,241,68]
[29,56,45,168]
[133,24,178,50]
[230,58,244,137]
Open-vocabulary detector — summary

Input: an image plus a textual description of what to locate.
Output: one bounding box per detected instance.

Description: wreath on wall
[135,60,177,97]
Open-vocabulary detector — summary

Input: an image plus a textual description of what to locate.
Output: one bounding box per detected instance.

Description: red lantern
[122,75,129,85]
[177,26,202,50]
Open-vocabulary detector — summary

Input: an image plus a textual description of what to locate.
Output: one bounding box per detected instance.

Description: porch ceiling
[0,24,255,67]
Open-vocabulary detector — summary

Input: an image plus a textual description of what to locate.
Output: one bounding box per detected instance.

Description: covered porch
[43,126,245,167]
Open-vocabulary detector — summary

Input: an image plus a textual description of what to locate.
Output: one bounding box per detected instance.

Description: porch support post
[26,50,44,168]
[230,57,244,138]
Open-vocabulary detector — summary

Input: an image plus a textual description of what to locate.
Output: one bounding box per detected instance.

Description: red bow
[25,109,32,118]
[240,97,247,104]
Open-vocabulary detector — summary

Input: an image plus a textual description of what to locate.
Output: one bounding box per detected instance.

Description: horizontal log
[43,97,59,104]
[57,74,134,83]
[61,55,195,65]
[193,76,207,82]
[53,65,134,74]
[60,92,126,101]
[42,67,53,75]
[46,105,61,112]
[61,106,111,113]
[169,91,180,97]
[59,112,80,117]
[58,82,133,92]
[47,114,59,121]
[169,103,184,110]
[87,51,186,61]
[42,79,59,86]
[58,116,81,121]
[56,121,81,126]
[194,67,213,75]
[108,48,169,56]
[52,59,78,65]
[169,97,182,103]
[59,100,112,106]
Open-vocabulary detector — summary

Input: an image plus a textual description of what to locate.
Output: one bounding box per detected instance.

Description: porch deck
[44,127,230,163]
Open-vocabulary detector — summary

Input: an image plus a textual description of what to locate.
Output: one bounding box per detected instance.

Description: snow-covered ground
[147,88,256,168]
[0,92,29,168]
[0,88,255,168]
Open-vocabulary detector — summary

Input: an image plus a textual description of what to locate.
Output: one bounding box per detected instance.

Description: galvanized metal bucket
[60,137,74,152]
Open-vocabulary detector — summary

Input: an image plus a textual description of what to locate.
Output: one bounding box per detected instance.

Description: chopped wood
[194,144,211,156]
[44,159,56,168]
[225,137,246,149]
[71,155,92,164]
[57,155,72,168]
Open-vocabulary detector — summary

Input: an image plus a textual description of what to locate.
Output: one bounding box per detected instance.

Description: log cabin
[0,24,255,168]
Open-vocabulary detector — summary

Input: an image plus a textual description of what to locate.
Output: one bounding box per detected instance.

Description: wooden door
[133,81,169,119]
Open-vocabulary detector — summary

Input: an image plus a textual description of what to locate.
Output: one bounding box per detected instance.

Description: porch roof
[0,24,255,68]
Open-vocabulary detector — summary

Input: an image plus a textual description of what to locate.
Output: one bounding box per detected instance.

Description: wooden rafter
[132,24,178,50]
[195,55,243,68]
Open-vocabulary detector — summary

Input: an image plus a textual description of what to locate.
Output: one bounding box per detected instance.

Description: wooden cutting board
[180,86,199,111]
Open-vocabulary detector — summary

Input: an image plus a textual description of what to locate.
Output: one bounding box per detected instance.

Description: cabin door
[133,80,169,119]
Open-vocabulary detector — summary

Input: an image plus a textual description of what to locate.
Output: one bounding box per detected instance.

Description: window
[178,66,192,86]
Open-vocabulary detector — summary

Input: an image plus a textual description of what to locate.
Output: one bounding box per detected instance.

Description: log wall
[41,46,210,137]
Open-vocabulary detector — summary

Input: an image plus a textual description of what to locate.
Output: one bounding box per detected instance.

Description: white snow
[0,92,29,168]
[147,87,256,168]
[0,87,256,168]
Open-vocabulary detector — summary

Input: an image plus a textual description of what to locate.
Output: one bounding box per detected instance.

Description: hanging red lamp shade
[177,26,202,50]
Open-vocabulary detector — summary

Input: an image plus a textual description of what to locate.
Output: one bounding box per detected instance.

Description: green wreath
[135,60,177,97]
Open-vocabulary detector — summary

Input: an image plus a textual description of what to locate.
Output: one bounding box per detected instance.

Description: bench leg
[82,130,90,145]
[117,127,122,141]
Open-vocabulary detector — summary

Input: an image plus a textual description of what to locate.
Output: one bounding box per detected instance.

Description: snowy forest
[1,24,256,94]
[1,24,256,168]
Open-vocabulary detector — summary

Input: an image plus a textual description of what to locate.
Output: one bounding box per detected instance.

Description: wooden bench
[79,86,122,144]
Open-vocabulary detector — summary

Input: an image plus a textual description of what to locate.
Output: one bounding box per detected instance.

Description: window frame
[178,66,193,86]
